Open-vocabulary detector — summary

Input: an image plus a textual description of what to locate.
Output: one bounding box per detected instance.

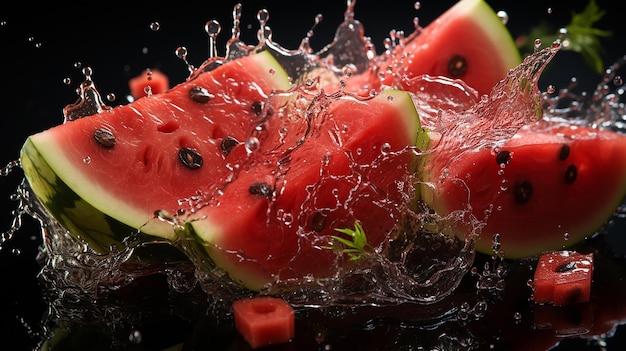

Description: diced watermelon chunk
[532,251,594,306]
[128,68,169,99]
[232,297,295,349]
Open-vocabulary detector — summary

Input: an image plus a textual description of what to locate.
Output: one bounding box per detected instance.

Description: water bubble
[63,77,71,85]
[413,1,421,10]
[106,93,116,102]
[245,137,260,152]
[205,19,222,58]
[547,7,553,14]
[315,332,325,344]
[83,156,91,164]
[614,75,623,87]
[175,46,188,60]
[149,22,160,31]
[129,328,142,344]
[546,85,555,94]
[497,11,509,25]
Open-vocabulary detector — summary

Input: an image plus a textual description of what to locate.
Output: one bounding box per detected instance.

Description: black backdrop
[1,1,624,350]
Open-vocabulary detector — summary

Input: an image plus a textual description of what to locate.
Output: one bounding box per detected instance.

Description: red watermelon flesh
[318,0,520,97]
[428,121,626,258]
[417,46,626,258]
[188,89,420,290]
[20,50,421,291]
[20,52,292,248]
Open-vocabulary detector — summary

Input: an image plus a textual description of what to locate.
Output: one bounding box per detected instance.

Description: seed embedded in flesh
[178,148,203,169]
[189,85,213,103]
[513,180,533,204]
[555,261,577,273]
[249,182,273,198]
[564,164,577,184]
[447,55,467,77]
[220,136,239,155]
[558,144,570,161]
[251,101,265,116]
[94,128,116,148]
[496,150,511,165]
[312,211,327,232]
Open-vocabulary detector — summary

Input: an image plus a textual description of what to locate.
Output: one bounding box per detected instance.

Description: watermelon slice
[417,47,626,258]
[186,89,420,289]
[422,119,626,258]
[20,50,421,290]
[317,0,521,97]
[20,52,292,253]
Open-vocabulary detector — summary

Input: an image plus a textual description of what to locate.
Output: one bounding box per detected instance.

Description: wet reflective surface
[1,1,625,350]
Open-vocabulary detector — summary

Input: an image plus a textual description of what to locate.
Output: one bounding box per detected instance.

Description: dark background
[1,1,624,350]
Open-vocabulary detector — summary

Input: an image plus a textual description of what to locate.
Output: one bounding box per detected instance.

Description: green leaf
[324,220,372,261]
[518,0,612,73]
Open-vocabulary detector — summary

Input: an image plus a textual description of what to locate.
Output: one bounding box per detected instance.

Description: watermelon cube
[532,251,594,306]
[232,297,295,349]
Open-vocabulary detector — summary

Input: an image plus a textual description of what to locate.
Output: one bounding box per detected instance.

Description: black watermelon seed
[564,164,577,184]
[447,55,467,77]
[189,86,212,103]
[251,101,264,116]
[94,128,116,148]
[312,212,327,232]
[178,148,203,169]
[249,182,273,198]
[220,136,239,155]
[513,180,533,204]
[496,150,511,165]
[555,261,577,273]
[558,144,571,161]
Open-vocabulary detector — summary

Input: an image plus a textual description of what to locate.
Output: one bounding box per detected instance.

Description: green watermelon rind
[19,51,293,256]
[458,0,522,72]
[20,138,149,253]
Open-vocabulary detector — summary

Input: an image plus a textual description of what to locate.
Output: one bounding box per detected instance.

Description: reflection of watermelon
[20,50,421,290]
[321,0,521,97]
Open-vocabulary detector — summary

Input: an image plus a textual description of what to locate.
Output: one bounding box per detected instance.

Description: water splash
[2,2,626,350]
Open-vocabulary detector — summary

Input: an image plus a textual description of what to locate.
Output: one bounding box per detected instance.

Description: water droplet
[413,1,421,10]
[83,156,91,164]
[497,11,509,25]
[129,328,143,344]
[149,22,160,31]
[245,137,260,152]
[205,20,222,58]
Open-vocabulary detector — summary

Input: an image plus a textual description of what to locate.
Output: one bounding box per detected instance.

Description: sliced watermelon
[186,89,420,289]
[422,119,626,258]
[318,0,521,97]
[20,51,292,253]
[20,50,421,290]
